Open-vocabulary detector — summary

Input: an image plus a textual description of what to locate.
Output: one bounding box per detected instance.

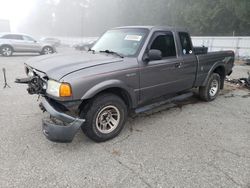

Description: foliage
[18,0,250,36]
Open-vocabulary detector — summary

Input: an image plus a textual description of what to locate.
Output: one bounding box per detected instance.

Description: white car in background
[0,33,56,57]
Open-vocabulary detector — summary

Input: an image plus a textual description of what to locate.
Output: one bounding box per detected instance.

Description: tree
[17,0,250,36]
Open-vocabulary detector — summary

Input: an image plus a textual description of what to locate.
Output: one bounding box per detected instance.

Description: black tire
[80,93,128,142]
[0,45,13,57]
[41,46,54,55]
[199,73,221,101]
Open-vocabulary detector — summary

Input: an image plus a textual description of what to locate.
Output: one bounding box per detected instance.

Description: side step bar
[135,92,193,114]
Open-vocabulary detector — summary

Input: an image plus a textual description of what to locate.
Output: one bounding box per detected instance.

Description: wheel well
[213,66,225,89]
[42,46,53,51]
[79,87,133,112]
[0,44,13,51]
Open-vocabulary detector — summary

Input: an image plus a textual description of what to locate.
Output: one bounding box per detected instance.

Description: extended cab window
[150,33,176,58]
[179,32,193,55]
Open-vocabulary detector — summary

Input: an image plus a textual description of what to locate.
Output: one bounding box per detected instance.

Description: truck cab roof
[114,25,189,33]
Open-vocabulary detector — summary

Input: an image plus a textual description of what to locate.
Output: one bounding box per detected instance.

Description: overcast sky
[0,0,34,31]
[0,0,60,32]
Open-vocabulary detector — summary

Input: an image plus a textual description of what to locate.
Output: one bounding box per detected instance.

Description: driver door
[139,31,184,104]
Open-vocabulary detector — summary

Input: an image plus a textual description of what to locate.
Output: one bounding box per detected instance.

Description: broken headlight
[25,66,35,77]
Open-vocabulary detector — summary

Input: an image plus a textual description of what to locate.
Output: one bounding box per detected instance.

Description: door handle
[174,62,182,68]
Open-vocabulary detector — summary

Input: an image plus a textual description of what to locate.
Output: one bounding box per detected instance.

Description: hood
[26,52,123,80]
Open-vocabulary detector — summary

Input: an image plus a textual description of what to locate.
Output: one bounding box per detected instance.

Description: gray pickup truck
[16,26,234,143]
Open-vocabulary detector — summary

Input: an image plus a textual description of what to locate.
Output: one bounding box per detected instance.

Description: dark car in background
[73,40,96,51]
[0,33,56,56]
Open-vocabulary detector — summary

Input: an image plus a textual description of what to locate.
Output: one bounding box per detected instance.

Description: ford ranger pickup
[16,26,235,142]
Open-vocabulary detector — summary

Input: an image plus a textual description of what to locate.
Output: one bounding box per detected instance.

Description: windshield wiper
[99,50,124,58]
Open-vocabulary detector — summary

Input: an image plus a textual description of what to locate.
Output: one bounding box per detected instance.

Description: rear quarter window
[179,32,193,55]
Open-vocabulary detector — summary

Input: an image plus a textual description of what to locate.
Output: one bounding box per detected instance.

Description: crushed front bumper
[41,98,85,143]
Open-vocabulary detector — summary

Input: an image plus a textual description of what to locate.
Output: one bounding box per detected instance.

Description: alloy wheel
[2,47,12,56]
[209,79,219,97]
[95,105,121,134]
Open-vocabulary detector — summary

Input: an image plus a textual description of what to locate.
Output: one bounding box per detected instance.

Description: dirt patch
[224,94,235,98]
[220,84,238,95]
[112,149,121,156]
[235,60,247,66]
[173,94,201,109]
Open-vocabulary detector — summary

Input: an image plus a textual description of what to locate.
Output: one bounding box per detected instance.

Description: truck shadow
[125,85,240,133]
[132,84,240,119]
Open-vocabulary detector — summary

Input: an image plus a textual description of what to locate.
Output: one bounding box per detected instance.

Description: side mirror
[33,40,37,43]
[147,49,162,61]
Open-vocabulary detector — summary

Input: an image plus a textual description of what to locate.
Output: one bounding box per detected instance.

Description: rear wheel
[199,73,221,101]
[41,46,54,55]
[80,93,128,142]
[1,45,13,57]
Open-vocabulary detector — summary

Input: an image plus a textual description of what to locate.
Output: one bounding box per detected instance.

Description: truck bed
[194,50,235,87]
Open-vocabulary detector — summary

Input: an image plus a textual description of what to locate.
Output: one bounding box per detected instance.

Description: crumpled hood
[26,52,122,80]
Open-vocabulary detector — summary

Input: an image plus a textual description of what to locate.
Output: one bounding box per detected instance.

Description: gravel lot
[0,49,250,188]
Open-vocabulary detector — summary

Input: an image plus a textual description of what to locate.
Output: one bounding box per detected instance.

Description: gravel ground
[0,49,250,188]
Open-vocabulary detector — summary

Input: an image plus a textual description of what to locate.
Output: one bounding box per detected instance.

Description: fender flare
[202,61,225,87]
[81,79,137,108]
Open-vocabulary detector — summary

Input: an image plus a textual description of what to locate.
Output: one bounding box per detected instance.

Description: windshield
[92,28,148,57]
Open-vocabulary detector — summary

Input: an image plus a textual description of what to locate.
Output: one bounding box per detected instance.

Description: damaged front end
[41,98,85,142]
[15,65,47,95]
[16,66,85,143]
[16,76,47,95]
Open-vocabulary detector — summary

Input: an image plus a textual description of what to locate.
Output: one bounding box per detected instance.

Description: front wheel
[41,46,54,55]
[199,73,221,101]
[80,93,128,142]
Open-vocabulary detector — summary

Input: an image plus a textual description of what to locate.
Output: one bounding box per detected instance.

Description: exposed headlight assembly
[46,80,72,97]
[25,66,35,77]
[28,70,35,77]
